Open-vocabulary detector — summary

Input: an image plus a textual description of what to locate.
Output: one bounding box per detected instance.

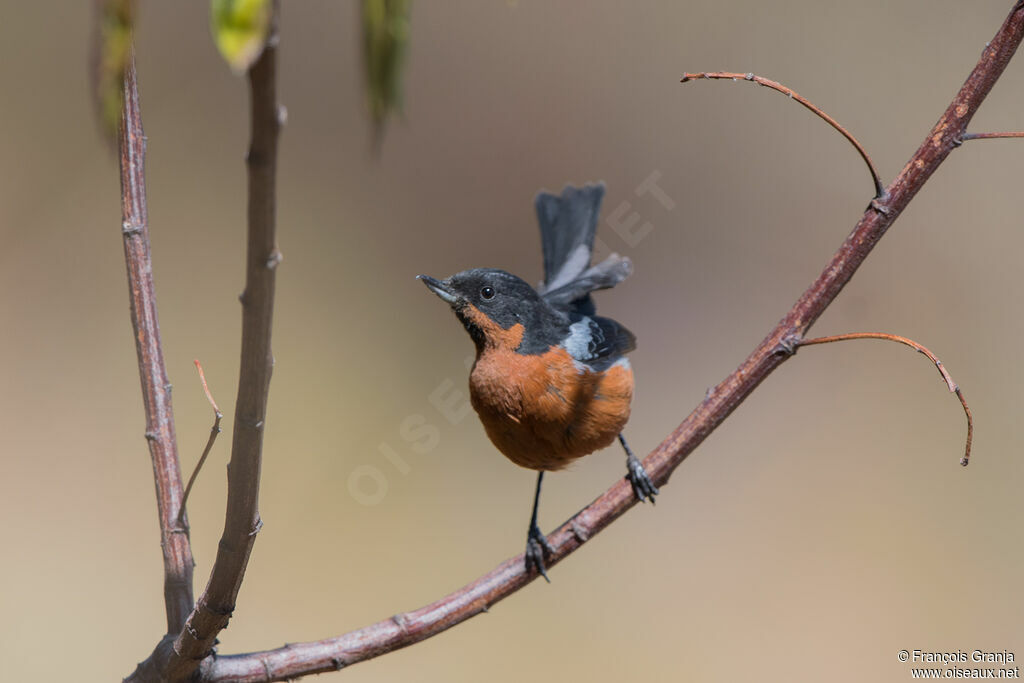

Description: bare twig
[172,0,282,673]
[203,4,1024,681]
[797,332,973,466]
[177,360,224,528]
[119,48,195,636]
[681,71,885,198]
[126,1,283,680]
[959,131,1024,142]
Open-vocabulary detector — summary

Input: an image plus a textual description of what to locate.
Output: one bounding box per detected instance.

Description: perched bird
[419,183,657,580]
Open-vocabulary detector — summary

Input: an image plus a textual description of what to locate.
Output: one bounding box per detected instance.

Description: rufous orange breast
[469,333,633,471]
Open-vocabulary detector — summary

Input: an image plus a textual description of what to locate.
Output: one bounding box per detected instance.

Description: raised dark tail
[535,183,632,315]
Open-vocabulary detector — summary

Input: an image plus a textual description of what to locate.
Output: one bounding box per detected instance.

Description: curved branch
[203,3,1024,681]
[680,71,885,198]
[119,48,195,635]
[798,332,973,466]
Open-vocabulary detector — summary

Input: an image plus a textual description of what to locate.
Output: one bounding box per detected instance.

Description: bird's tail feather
[535,182,631,313]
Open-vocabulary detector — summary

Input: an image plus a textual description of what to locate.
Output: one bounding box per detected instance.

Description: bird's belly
[469,347,633,471]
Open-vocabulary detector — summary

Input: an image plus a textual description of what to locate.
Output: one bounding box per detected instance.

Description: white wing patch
[563,317,615,366]
[563,319,595,361]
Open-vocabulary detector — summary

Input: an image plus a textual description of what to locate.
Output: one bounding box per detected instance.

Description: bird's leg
[524,471,555,582]
[620,433,658,504]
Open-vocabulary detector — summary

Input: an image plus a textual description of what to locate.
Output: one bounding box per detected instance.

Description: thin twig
[797,332,973,466]
[177,360,224,528]
[119,47,195,635]
[126,2,283,680]
[203,5,1024,682]
[681,71,885,198]
[959,131,1024,142]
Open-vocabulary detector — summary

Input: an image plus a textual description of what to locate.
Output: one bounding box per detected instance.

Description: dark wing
[535,183,632,316]
[564,314,637,370]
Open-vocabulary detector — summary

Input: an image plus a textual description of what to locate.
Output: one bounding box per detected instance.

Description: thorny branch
[198,2,1024,682]
[119,48,195,635]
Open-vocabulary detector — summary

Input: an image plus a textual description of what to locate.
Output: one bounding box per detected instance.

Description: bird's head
[418,268,560,352]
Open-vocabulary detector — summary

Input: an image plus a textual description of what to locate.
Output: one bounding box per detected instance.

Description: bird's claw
[524,523,555,582]
[626,454,659,504]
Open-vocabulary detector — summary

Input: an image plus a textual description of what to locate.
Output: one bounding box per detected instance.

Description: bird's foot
[525,522,555,582]
[626,454,659,504]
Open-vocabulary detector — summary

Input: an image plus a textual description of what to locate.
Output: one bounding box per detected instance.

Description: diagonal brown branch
[203,2,1024,681]
[680,71,885,197]
[125,2,283,680]
[119,47,195,636]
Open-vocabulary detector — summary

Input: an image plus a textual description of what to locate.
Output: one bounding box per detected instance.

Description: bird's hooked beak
[417,274,460,306]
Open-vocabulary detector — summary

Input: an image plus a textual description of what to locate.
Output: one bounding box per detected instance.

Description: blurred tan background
[2,1,1022,681]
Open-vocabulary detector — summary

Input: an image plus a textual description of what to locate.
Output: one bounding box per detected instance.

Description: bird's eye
[480,286,495,300]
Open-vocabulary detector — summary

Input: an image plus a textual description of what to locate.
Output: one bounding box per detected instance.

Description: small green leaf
[211,0,273,73]
[362,0,411,151]
[91,0,135,146]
